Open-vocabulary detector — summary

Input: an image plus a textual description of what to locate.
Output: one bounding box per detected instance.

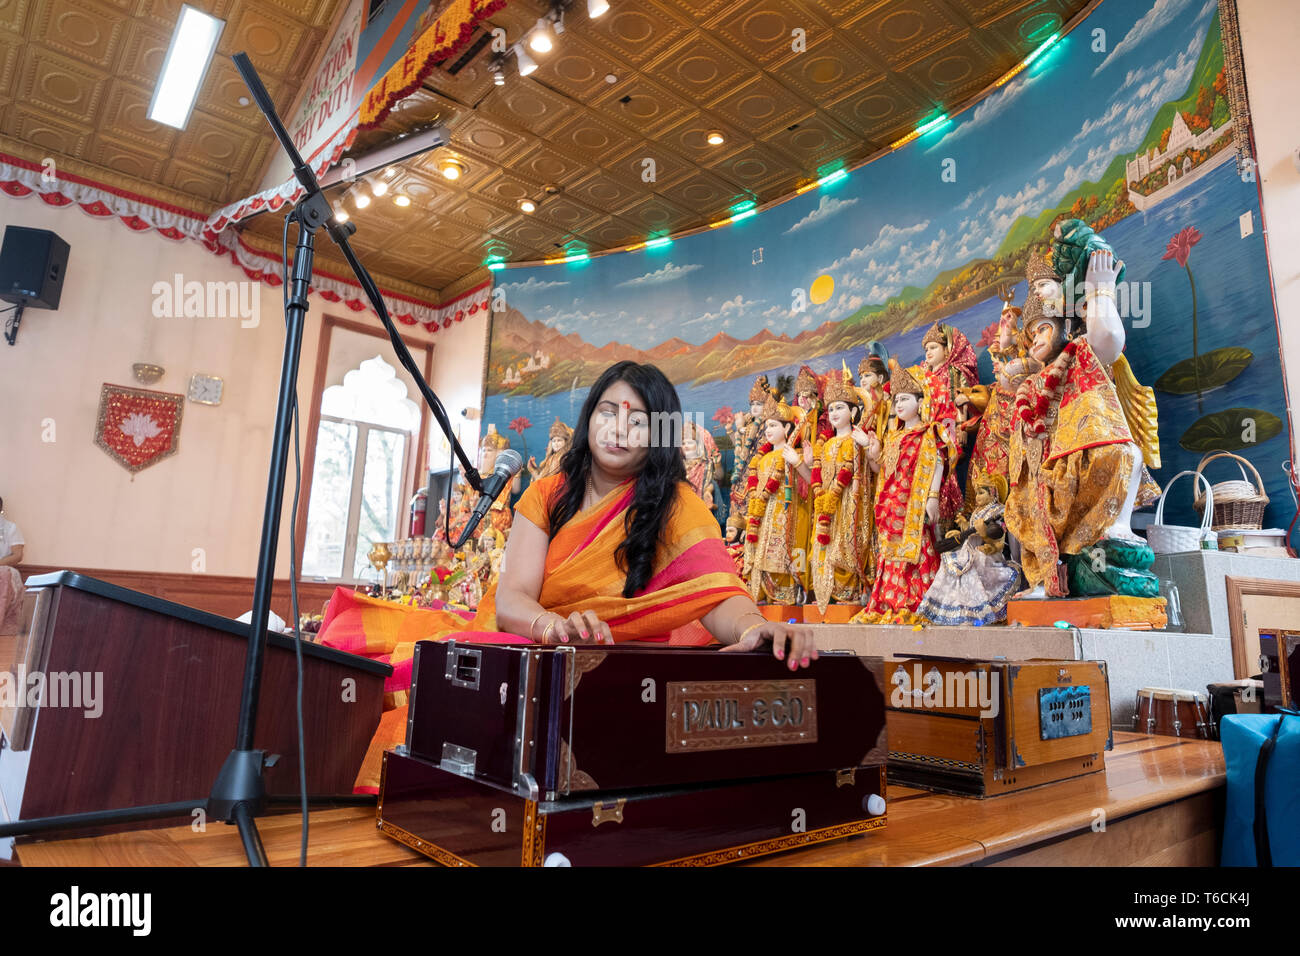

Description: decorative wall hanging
[94,383,184,474]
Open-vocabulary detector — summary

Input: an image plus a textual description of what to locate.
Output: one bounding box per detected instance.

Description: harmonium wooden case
[885,656,1112,797]
[377,641,889,866]
[1258,629,1298,712]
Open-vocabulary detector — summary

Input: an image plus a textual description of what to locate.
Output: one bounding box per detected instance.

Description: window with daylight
[302,355,421,582]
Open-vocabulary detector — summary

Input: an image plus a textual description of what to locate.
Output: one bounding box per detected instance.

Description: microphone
[452,449,523,548]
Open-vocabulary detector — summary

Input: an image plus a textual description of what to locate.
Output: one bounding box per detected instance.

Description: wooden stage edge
[13,733,1224,868]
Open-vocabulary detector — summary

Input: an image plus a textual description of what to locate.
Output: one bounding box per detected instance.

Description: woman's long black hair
[545,361,687,598]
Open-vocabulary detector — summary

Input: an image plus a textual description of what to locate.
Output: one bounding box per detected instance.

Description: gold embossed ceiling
[0,0,341,209]
[2,0,1093,302]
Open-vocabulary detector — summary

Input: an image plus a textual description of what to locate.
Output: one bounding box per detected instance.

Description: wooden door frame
[295,314,435,577]
[1224,576,1300,677]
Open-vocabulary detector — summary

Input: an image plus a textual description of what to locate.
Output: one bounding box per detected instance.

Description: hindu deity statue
[683,419,723,518]
[1006,241,1161,597]
[966,295,1042,508]
[459,530,505,609]
[911,323,975,525]
[730,375,771,514]
[527,417,573,482]
[810,366,871,610]
[724,513,746,575]
[743,392,809,604]
[476,426,520,540]
[858,365,953,623]
[857,354,892,440]
[918,475,1019,626]
[790,365,827,593]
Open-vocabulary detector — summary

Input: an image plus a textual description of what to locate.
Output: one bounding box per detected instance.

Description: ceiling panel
[2,0,1095,301]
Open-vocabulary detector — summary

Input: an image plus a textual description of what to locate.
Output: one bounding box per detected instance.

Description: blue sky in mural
[496,0,1220,349]
[489,0,1295,531]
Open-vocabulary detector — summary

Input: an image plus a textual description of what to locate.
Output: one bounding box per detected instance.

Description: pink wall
[0,190,484,579]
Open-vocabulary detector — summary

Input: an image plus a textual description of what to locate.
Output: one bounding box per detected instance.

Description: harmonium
[885,656,1112,797]
[378,640,889,866]
[1258,629,1298,712]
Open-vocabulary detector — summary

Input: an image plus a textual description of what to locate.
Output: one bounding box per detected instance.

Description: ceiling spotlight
[354,192,370,208]
[529,18,554,53]
[394,194,411,207]
[514,46,538,77]
[493,68,505,86]
[372,179,389,196]
[383,167,397,179]
[706,130,725,146]
[520,199,536,213]
[440,159,464,180]
[588,0,611,17]
[333,205,349,223]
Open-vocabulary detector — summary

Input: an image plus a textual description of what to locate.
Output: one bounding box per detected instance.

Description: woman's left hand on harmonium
[540,609,615,645]
[722,620,819,671]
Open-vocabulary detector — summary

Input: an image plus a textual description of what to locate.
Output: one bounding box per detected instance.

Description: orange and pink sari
[320,471,748,791]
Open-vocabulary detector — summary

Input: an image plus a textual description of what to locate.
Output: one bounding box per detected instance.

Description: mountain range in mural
[489,6,1232,401]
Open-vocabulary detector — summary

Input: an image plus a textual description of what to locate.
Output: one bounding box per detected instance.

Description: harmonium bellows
[378,641,889,867]
[885,657,1113,797]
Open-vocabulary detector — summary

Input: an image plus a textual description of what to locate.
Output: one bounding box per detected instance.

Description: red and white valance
[215,228,443,327]
[0,152,205,241]
[0,148,469,330]
[198,120,358,251]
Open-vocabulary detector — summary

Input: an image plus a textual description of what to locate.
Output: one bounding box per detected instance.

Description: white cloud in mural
[783,194,860,234]
[683,294,761,328]
[500,276,569,293]
[993,177,1051,214]
[815,225,955,311]
[616,261,703,287]
[955,185,987,210]
[1042,24,1205,183]
[823,220,930,273]
[1093,0,1211,75]
[927,64,1048,150]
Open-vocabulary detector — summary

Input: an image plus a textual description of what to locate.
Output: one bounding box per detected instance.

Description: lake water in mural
[485,0,1295,535]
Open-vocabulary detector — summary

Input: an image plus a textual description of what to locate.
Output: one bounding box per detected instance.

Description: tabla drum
[1133,687,1210,738]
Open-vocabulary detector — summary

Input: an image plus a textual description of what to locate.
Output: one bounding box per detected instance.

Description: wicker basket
[1148,470,1215,554]
[1193,451,1269,530]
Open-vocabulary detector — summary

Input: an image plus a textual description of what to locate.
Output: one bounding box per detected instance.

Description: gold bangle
[733,611,766,644]
[527,609,548,639]
[1089,288,1116,300]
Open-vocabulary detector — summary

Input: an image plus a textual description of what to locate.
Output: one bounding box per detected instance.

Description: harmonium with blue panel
[885,657,1113,798]
[377,640,889,866]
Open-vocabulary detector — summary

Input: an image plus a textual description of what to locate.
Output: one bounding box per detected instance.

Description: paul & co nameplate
[666,679,817,753]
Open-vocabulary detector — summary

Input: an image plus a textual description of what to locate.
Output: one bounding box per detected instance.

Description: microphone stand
[0,54,488,865]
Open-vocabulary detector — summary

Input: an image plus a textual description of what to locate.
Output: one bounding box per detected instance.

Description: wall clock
[188,373,224,406]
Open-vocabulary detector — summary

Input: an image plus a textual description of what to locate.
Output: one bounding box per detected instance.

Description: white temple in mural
[1125,112,1235,211]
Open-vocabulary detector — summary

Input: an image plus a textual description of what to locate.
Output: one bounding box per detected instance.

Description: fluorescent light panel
[148,5,225,129]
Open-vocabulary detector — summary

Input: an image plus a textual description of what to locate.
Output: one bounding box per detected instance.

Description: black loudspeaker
[0,226,70,310]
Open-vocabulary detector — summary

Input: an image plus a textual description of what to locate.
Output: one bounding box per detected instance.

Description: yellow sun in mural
[810,274,834,305]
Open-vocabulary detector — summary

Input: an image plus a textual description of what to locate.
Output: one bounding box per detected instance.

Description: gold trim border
[377,818,475,867]
[651,816,887,867]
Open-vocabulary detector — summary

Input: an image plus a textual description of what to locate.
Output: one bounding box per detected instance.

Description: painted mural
[484,0,1295,533]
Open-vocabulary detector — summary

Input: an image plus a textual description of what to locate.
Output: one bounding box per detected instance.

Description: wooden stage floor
[13,733,1224,867]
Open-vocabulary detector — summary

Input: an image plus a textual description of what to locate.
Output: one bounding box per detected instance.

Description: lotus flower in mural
[508,416,533,459]
[1163,226,1202,268]
[712,405,734,425]
[1155,225,1253,418]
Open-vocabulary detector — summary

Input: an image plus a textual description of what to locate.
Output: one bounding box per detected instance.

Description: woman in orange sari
[320,361,818,792]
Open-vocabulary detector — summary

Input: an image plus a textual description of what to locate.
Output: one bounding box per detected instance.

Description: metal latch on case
[444,644,482,690]
[591,798,626,828]
[440,743,477,776]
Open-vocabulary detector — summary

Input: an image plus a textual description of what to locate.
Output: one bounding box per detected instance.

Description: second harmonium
[885,656,1113,797]
[405,640,888,800]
